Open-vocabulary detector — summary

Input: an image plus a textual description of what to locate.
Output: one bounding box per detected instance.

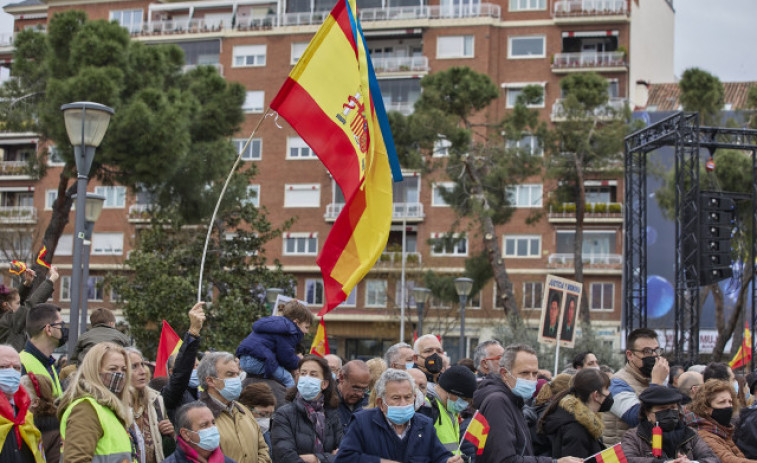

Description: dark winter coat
[235,316,303,378]
[472,374,552,463]
[336,393,365,434]
[538,394,605,459]
[620,421,719,463]
[734,405,757,458]
[333,407,452,463]
[161,332,201,423]
[72,323,131,364]
[0,279,53,351]
[270,398,342,463]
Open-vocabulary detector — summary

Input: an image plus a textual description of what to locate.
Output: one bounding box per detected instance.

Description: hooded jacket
[539,394,605,459]
[685,411,753,463]
[236,316,303,378]
[472,374,552,463]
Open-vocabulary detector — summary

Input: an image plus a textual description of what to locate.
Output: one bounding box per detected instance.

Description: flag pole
[197,108,272,302]
[457,410,478,453]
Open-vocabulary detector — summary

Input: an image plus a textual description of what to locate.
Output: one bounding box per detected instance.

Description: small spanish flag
[36,246,50,269]
[462,411,489,455]
[729,322,752,370]
[309,318,329,357]
[584,443,628,463]
[652,423,663,457]
[9,260,27,276]
[155,320,183,377]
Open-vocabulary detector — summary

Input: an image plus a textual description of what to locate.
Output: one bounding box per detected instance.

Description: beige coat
[602,363,649,445]
[199,391,271,463]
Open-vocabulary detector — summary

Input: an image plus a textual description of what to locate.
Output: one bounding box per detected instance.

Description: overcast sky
[0,0,755,82]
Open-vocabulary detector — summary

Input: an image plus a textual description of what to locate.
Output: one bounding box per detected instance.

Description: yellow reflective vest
[432,396,461,455]
[19,351,62,397]
[61,397,135,463]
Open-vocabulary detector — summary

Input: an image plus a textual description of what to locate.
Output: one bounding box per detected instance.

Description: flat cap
[639,384,683,405]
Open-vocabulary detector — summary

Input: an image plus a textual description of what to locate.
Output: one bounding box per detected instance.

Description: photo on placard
[541,288,562,340]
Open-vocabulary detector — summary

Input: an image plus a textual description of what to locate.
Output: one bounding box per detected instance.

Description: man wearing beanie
[428,365,478,456]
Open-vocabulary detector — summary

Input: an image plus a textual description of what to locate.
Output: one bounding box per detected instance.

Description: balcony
[182,63,224,76]
[0,161,30,177]
[548,202,623,223]
[553,0,628,22]
[325,202,424,222]
[138,16,231,36]
[372,56,429,75]
[0,206,37,224]
[0,33,14,48]
[551,97,627,122]
[547,253,622,269]
[375,251,422,268]
[552,51,626,73]
[128,204,154,224]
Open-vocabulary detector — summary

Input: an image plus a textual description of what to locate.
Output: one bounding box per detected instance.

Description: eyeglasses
[49,322,65,330]
[631,347,663,357]
[344,382,369,395]
[253,408,273,418]
[484,356,502,362]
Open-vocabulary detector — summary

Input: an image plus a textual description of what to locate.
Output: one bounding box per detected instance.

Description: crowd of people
[3,267,757,463]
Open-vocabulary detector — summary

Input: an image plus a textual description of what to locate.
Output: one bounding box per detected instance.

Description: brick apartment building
[0,0,674,360]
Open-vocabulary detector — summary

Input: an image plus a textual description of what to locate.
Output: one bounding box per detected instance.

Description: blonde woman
[58,342,135,463]
[366,357,386,408]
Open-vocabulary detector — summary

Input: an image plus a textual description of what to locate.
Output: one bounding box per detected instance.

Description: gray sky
[0,0,755,82]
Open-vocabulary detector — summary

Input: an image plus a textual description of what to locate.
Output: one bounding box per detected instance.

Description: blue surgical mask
[188,369,199,388]
[386,403,415,424]
[218,377,242,402]
[191,426,220,451]
[447,396,469,414]
[511,377,538,400]
[734,381,739,395]
[297,375,323,401]
[0,368,20,395]
[405,362,415,370]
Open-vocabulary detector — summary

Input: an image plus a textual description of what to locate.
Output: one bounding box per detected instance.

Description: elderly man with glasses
[336,360,370,433]
[602,328,670,446]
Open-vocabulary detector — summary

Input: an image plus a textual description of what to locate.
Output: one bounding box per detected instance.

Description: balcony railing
[384,101,415,116]
[375,251,422,267]
[182,63,224,76]
[0,206,37,223]
[548,253,622,267]
[552,97,627,121]
[128,204,154,222]
[0,34,14,47]
[552,51,626,70]
[0,161,29,176]
[372,56,429,73]
[325,202,424,220]
[553,0,627,16]
[549,202,623,216]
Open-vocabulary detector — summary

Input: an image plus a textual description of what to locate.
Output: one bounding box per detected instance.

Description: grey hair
[175,401,210,436]
[473,340,502,372]
[124,347,143,358]
[413,334,439,354]
[500,343,537,371]
[197,351,235,389]
[374,368,415,401]
[384,342,412,367]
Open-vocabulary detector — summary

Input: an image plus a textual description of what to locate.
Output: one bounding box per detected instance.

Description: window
[110,9,143,33]
[291,42,309,64]
[437,35,474,59]
[507,184,542,207]
[556,230,616,256]
[94,186,127,208]
[509,0,545,11]
[509,36,545,58]
[87,276,105,301]
[283,233,318,255]
[523,281,543,309]
[433,138,451,157]
[60,276,71,301]
[244,185,260,207]
[56,235,73,256]
[111,287,123,303]
[243,91,264,113]
[287,137,316,159]
[591,282,614,311]
[233,45,266,67]
[431,233,468,256]
[505,86,545,108]
[503,235,541,258]
[305,279,324,306]
[284,184,320,208]
[48,145,64,166]
[432,182,455,207]
[506,134,543,156]
[338,287,357,307]
[234,138,262,160]
[45,190,57,210]
[92,233,124,255]
[365,279,387,307]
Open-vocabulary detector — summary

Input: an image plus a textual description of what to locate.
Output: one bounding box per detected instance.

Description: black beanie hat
[438,365,477,398]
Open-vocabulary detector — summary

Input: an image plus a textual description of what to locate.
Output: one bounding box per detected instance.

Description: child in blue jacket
[236,300,314,388]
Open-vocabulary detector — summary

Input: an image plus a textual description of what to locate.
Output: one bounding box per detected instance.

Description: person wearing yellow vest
[0,344,45,463]
[20,303,66,398]
[428,365,478,457]
[58,342,136,463]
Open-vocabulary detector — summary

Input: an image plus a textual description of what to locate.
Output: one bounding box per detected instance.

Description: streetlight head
[454,277,474,297]
[265,288,284,304]
[412,287,432,305]
[61,102,115,147]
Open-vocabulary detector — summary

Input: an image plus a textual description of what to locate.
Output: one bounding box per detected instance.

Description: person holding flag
[0,265,57,351]
[427,365,478,456]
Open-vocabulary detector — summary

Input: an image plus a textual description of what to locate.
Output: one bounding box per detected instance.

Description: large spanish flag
[730,322,752,369]
[155,320,183,377]
[270,0,401,316]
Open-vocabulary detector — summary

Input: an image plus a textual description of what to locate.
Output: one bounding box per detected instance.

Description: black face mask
[423,353,443,374]
[711,407,733,427]
[599,394,614,413]
[57,327,69,347]
[654,408,680,432]
[639,356,656,378]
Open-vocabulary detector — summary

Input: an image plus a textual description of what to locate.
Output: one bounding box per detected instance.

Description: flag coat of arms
[155,320,183,377]
[270,0,401,316]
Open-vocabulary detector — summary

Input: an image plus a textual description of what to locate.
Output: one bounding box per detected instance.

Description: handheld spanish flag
[309,318,330,357]
[36,246,50,269]
[729,322,752,369]
[155,320,183,377]
[9,260,27,276]
[270,0,402,317]
[652,423,663,457]
[584,444,628,463]
[461,411,489,455]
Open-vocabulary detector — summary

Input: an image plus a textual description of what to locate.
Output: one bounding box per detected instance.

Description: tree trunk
[711,266,754,361]
[573,155,589,323]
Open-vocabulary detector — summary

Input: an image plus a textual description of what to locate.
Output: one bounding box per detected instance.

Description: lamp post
[454,277,473,361]
[412,287,431,337]
[72,193,106,335]
[265,287,284,314]
[61,102,114,358]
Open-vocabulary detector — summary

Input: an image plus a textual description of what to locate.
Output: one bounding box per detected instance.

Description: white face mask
[256,417,270,433]
[414,388,426,411]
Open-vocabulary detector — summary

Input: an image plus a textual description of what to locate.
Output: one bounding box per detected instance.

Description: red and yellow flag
[9,260,27,276]
[730,322,752,369]
[155,320,183,377]
[36,246,50,269]
[585,444,628,463]
[463,411,490,455]
[309,318,330,357]
[270,0,401,316]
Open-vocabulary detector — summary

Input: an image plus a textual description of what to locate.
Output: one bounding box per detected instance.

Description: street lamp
[412,287,431,337]
[61,102,114,358]
[71,193,106,335]
[265,287,284,314]
[454,277,474,361]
